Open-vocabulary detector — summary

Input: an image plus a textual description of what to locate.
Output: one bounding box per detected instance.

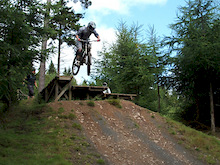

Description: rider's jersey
[76,26,99,40]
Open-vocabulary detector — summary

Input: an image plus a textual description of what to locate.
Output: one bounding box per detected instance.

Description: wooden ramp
[40,76,137,102]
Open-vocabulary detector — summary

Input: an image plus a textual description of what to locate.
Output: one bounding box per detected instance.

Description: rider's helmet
[88,21,96,31]
[103,82,107,86]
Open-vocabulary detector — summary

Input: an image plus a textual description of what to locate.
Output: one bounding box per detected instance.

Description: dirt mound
[49,100,206,165]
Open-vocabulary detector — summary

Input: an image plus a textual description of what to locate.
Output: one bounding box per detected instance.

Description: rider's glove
[78,38,81,41]
[97,39,101,42]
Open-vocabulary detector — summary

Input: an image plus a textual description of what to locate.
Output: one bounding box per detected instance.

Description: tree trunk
[57,24,62,76]
[38,0,51,92]
[157,82,160,113]
[39,42,46,92]
[210,82,215,134]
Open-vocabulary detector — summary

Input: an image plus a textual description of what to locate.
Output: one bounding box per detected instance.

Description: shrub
[107,99,122,108]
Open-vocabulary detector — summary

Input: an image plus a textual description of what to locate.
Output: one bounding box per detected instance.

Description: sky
[38,0,187,84]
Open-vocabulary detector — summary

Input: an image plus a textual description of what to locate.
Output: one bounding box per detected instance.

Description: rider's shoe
[76,60,80,66]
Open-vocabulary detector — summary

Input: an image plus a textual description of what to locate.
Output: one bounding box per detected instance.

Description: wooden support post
[55,80,59,99]
[87,93,90,100]
[55,82,71,102]
[45,88,48,102]
[69,84,72,100]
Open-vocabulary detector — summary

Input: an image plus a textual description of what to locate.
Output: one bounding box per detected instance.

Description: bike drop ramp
[40,76,136,102]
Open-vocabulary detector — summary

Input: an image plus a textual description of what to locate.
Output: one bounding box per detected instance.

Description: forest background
[0,0,219,133]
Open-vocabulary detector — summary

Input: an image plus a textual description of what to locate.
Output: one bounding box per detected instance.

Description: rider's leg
[76,41,83,61]
[76,49,82,61]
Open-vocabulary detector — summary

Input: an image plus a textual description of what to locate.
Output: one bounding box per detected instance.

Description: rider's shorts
[76,41,83,50]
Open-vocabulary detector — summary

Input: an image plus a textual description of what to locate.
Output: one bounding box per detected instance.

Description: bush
[87,100,95,107]
[107,99,122,108]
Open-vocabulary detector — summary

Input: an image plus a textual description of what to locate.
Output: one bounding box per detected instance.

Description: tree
[0,0,44,106]
[146,25,168,112]
[49,0,84,75]
[63,67,71,76]
[167,0,220,133]
[47,60,57,74]
[38,0,91,92]
[39,0,51,93]
[94,22,162,109]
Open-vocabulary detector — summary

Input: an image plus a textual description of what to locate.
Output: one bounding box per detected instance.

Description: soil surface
[49,100,207,165]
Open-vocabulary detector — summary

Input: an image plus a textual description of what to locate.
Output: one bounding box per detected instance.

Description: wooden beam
[55,82,72,102]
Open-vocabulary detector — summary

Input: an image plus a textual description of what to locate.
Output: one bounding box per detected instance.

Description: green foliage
[0,101,71,164]
[92,21,171,113]
[167,0,220,125]
[47,60,57,74]
[68,113,76,120]
[87,100,95,107]
[166,118,220,164]
[49,0,83,49]
[97,159,105,164]
[107,99,122,109]
[63,67,72,76]
[0,0,44,106]
[72,123,82,130]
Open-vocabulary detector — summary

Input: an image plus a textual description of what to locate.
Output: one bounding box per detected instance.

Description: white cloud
[74,0,167,15]
[38,0,168,84]
[87,0,167,15]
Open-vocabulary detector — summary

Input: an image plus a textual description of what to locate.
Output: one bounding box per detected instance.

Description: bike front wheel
[72,56,80,75]
[87,53,91,76]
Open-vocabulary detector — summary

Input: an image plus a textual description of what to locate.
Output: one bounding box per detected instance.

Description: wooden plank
[46,82,56,102]
[55,82,72,101]
[103,93,137,100]
[58,76,73,81]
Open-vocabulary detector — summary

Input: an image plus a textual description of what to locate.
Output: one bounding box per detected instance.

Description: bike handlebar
[79,39,100,43]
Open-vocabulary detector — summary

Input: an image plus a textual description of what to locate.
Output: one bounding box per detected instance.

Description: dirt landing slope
[49,100,206,165]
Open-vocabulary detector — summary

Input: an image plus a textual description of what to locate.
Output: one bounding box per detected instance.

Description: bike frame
[80,40,98,58]
[72,39,99,76]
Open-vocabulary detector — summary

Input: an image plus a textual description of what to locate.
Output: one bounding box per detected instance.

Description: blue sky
[42,0,187,84]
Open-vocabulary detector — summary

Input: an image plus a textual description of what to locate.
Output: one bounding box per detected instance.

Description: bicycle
[72,39,99,76]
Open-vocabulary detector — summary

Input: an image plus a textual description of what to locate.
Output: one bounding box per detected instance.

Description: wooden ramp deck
[40,76,137,102]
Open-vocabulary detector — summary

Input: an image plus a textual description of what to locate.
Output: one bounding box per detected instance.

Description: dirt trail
[49,100,207,165]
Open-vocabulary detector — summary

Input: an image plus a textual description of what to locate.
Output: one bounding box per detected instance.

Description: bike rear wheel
[87,53,91,76]
[72,56,80,75]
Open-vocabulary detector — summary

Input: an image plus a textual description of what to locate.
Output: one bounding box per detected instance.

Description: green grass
[107,99,122,108]
[166,118,220,164]
[87,100,95,107]
[0,100,71,165]
[0,99,105,165]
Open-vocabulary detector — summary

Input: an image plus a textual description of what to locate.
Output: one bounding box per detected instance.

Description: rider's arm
[75,34,80,41]
[93,30,100,41]
[97,35,100,41]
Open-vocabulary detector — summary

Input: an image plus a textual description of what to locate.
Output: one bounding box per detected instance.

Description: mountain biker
[25,67,38,99]
[75,21,100,65]
[103,82,111,94]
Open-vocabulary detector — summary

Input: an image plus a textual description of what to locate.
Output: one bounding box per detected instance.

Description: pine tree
[167,0,220,133]
[47,60,57,74]
[0,0,44,106]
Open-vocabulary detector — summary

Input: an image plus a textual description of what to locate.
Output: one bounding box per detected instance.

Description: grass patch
[72,123,82,130]
[87,100,95,107]
[0,99,105,165]
[0,100,71,165]
[107,99,122,108]
[166,118,220,164]
[58,107,65,113]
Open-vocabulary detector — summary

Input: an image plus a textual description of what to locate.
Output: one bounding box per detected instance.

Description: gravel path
[50,100,207,165]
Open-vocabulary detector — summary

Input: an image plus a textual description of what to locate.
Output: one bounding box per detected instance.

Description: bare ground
[49,100,208,165]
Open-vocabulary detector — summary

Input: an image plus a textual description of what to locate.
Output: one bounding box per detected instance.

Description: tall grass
[166,118,220,164]
[0,100,71,165]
